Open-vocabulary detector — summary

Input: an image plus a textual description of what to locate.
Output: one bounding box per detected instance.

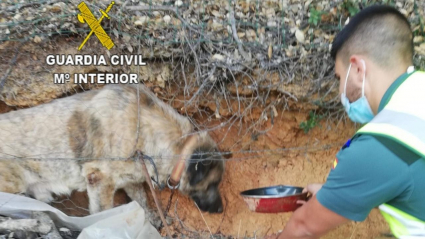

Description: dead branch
[228,3,250,62]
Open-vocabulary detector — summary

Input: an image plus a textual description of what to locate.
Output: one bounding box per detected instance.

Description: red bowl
[240,185,307,213]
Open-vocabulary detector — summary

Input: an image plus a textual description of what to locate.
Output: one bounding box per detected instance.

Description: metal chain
[164,189,175,218]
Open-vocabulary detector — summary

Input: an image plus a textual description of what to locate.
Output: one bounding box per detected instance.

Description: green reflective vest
[354,70,425,238]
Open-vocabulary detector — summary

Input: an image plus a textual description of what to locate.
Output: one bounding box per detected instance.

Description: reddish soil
[155,110,391,238]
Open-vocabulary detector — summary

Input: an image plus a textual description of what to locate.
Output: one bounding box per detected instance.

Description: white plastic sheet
[0,192,163,239]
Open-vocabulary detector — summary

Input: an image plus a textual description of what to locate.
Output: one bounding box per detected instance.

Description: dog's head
[178,133,229,214]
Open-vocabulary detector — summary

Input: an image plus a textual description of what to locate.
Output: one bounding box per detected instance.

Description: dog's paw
[146,210,162,229]
[150,217,163,230]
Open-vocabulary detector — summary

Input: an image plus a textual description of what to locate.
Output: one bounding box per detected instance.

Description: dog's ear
[187,160,211,186]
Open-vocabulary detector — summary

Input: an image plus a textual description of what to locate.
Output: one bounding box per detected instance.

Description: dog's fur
[0,84,225,225]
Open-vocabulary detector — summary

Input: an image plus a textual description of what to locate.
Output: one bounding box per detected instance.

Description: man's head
[331,5,413,115]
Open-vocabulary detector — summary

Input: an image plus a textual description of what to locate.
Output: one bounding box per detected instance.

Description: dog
[0,84,225,226]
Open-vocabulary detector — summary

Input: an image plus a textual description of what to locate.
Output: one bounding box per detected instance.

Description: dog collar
[167,134,199,190]
[167,176,179,190]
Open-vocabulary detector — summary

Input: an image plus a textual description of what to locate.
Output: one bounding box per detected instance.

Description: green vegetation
[299,111,325,134]
[308,7,323,26]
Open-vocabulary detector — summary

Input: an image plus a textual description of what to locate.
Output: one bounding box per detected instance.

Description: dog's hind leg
[26,183,54,203]
[26,181,74,203]
[124,183,162,229]
[123,183,148,208]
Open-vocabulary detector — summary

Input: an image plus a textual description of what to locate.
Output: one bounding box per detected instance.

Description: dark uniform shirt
[316,70,425,222]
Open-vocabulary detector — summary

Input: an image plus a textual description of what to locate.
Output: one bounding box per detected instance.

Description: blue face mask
[340,61,374,124]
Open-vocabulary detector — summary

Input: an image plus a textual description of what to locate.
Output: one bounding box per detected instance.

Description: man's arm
[277,195,350,239]
[265,135,412,239]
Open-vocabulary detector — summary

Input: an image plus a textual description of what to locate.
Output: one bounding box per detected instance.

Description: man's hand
[297,183,323,205]
[263,183,349,239]
[275,195,349,239]
[304,183,323,195]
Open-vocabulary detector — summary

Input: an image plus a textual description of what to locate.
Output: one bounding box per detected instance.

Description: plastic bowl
[240,185,307,213]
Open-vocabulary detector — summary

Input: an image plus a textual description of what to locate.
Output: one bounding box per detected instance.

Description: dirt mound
[155,110,390,238]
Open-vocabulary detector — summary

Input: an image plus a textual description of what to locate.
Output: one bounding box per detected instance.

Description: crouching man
[267,5,425,239]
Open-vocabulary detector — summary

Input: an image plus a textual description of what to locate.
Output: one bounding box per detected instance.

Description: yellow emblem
[77,1,115,51]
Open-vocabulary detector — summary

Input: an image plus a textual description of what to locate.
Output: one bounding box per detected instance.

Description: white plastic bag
[0,192,163,239]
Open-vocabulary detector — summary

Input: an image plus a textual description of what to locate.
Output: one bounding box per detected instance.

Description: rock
[123,33,131,43]
[163,15,171,24]
[135,16,149,26]
[415,43,425,55]
[295,29,305,43]
[237,32,245,38]
[211,10,220,17]
[399,9,408,17]
[266,8,275,19]
[13,14,21,20]
[246,29,256,39]
[33,36,42,43]
[291,5,298,13]
[134,20,143,26]
[211,20,224,31]
[267,21,277,27]
[49,5,62,13]
[305,0,313,9]
[212,54,225,62]
[414,36,423,43]
[296,19,301,26]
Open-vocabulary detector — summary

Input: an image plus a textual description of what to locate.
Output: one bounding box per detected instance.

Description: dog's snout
[217,204,223,213]
[191,193,223,213]
[207,197,223,213]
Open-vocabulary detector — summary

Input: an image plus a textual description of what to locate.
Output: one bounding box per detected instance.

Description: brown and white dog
[0,84,225,226]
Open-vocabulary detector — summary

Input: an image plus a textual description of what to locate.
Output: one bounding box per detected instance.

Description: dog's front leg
[124,183,162,229]
[84,169,115,214]
[124,183,148,208]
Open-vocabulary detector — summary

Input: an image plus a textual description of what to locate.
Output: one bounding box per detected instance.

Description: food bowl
[240,185,308,213]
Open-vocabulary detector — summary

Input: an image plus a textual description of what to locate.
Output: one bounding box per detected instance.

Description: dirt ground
[0,101,391,238]
[154,110,391,239]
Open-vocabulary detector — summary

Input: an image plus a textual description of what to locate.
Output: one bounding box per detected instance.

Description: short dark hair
[331,4,413,67]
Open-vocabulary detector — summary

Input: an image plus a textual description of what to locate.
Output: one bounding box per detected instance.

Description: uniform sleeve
[316,135,411,221]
